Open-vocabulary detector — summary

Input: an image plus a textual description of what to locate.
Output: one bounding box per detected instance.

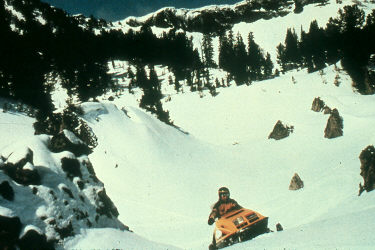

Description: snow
[63,129,83,145]
[64,228,179,249]
[2,0,375,249]
[4,2,26,21]
[81,62,375,249]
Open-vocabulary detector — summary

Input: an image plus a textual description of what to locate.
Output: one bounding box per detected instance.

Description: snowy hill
[122,0,328,34]
[86,64,375,249]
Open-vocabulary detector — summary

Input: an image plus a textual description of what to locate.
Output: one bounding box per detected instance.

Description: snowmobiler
[208,187,269,249]
[208,187,242,225]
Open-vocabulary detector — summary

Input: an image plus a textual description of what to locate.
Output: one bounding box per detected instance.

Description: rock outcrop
[324,108,343,139]
[0,147,41,186]
[0,130,128,249]
[311,97,325,112]
[268,120,294,140]
[124,0,329,34]
[358,145,375,195]
[49,130,91,156]
[289,173,304,190]
[311,97,331,114]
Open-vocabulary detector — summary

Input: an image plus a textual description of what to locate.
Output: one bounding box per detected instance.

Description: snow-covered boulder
[268,120,294,140]
[0,134,128,249]
[0,147,41,186]
[359,145,375,195]
[49,129,91,156]
[18,225,53,250]
[324,108,343,139]
[5,146,33,167]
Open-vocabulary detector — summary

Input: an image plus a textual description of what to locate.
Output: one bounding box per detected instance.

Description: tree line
[1,0,374,126]
[276,5,375,93]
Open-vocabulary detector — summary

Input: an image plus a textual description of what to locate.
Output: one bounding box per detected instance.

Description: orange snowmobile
[209,208,269,249]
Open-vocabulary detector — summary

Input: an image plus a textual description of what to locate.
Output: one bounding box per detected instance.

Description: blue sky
[41,0,241,21]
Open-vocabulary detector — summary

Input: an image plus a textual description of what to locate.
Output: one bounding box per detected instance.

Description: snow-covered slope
[78,63,375,249]
[0,100,174,249]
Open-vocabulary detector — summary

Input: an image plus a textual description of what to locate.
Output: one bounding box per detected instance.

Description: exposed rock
[276,223,284,232]
[0,215,21,249]
[58,184,74,199]
[323,106,332,114]
[0,148,39,185]
[83,160,100,183]
[0,181,14,201]
[96,188,119,218]
[324,108,343,139]
[55,221,74,239]
[311,97,325,112]
[268,120,294,140]
[5,147,33,167]
[358,145,375,195]
[49,130,91,156]
[18,227,53,250]
[125,0,327,34]
[1,162,41,186]
[61,157,82,180]
[289,173,304,190]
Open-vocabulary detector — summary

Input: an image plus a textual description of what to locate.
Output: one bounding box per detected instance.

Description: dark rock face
[289,173,304,190]
[61,158,82,180]
[276,223,284,232]
[311,97,325,112]
[96,188,120,218]
[0,181,14,201]
[1,163,41,186]
[18,229,54,250]
[0,215,22,249]
[324,108,343,139]
[55,221,74,239]
[358,145,375,195]
[268,120,294,140]
[49,130,91,156]
[323,106,332,114]
[0,148,41,185]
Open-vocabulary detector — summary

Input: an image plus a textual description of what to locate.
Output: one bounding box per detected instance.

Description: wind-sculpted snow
[90,64,375,249]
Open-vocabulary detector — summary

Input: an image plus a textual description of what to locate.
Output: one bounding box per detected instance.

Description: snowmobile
[209,208,269,249]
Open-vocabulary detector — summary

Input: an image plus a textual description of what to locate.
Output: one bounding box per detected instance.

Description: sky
[41,0,242,21]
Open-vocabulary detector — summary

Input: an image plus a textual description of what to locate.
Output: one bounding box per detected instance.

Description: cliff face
[124,0,328,34]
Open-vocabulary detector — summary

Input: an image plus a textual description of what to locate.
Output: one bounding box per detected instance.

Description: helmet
[218,187,230,198]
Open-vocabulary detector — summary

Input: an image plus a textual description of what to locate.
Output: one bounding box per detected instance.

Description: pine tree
[276,43,287,73]
[284,28,301,69]
[263,52,274,78]
[247,32,263,80]
[233,33,248,85]
[218,33,233,72]
[202,33,216,68]
[308,20,326,71]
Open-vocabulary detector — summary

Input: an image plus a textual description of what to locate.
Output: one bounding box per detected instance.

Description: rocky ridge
[123,0,329,34]
[0,128,127,249]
